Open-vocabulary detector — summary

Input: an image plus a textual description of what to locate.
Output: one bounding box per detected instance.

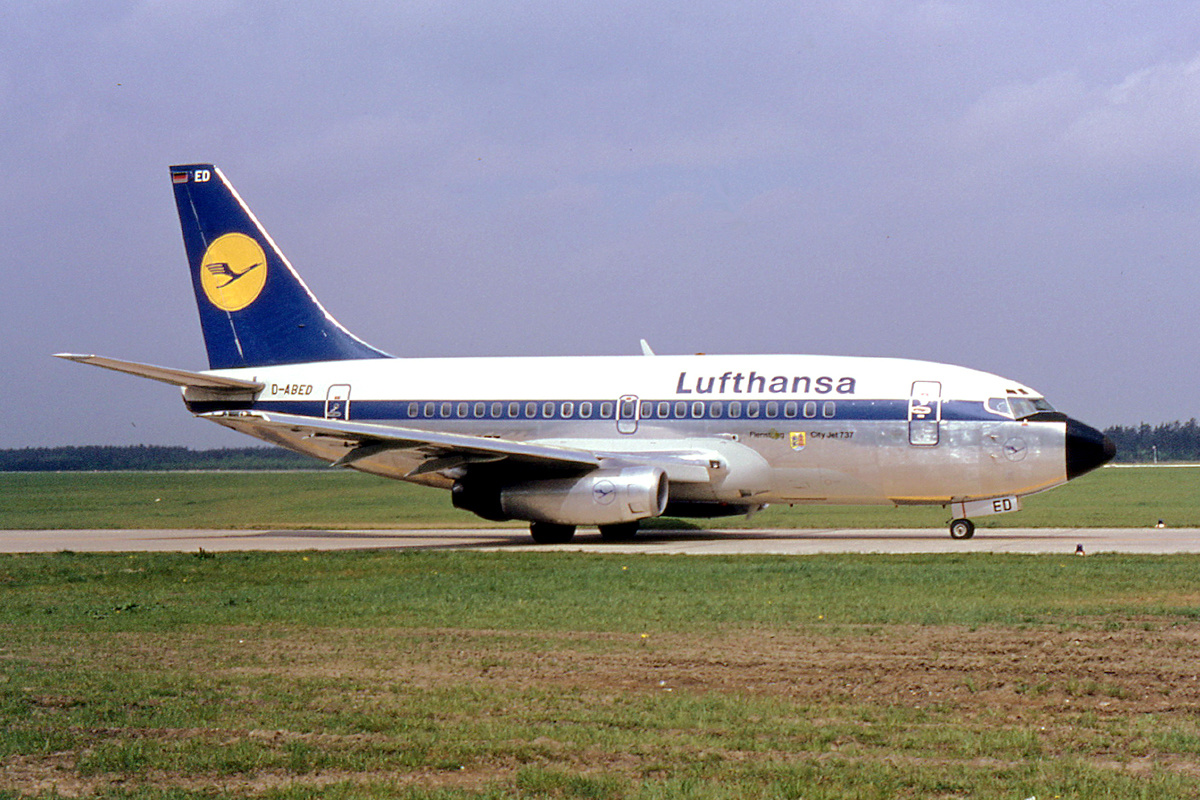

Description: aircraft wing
[199,411,722,485]
[199,410,601,480]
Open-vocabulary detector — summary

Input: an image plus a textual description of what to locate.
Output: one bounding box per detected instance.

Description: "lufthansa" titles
[675,371,856,395]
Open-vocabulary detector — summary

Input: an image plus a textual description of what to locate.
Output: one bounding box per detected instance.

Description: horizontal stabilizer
[53,354,263,392]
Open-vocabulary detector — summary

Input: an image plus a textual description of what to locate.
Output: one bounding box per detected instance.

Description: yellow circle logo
[200,233,268,311]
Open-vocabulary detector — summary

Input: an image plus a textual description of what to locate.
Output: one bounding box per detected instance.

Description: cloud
[1063,55,1200,173]
[949,55,1200,202]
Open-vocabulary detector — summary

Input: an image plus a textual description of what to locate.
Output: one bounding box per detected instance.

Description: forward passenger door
[908,381,941,446]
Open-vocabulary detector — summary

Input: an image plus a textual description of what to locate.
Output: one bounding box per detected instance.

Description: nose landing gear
[949,518,976,540]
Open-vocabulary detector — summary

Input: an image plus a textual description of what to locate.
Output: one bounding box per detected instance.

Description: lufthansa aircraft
[58,164,1116,542]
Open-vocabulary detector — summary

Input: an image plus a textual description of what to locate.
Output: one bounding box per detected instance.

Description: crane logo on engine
[592,480,616,505]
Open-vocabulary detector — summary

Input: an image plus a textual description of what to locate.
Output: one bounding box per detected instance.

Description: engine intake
[453,467,668,526]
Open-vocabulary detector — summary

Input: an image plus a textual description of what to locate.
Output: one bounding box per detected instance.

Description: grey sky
[2,1,1197,448]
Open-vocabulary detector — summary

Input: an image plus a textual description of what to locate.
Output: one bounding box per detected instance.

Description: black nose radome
[1066,418,1117,479]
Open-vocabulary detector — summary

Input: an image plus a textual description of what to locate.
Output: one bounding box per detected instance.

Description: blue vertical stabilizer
[171,164,392,369]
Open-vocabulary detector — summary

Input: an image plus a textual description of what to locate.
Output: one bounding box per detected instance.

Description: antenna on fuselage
[639,339,656,357]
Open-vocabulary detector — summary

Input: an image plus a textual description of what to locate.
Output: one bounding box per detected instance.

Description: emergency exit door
[616,394,639,434]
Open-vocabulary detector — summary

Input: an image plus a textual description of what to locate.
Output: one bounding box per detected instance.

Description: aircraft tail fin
[170,164,391,369]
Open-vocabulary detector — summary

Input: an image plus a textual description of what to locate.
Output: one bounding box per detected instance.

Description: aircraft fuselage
[188,353,1100,512]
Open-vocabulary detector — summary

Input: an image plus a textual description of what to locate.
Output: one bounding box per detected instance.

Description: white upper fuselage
[216,353,1027,404]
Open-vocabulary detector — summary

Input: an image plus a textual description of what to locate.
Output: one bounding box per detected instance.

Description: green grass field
[3,467,1198,795]
[3,550,1200,798]
[1,465,1196,530]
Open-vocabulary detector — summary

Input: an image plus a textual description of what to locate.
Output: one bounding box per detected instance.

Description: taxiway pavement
[2,527,1197,554]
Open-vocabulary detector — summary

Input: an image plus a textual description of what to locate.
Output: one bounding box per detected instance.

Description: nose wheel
[949,518,975,540]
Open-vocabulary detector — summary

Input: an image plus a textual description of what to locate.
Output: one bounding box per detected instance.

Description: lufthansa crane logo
[200,233,268,311]
[592,480,617,505]
[1003,438,1028,462]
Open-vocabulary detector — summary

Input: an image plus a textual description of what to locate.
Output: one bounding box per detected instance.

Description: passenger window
[766,401,779,419]
[675,401,688,418]
[457,402,469,418]
[407,402,419,418]
[542,402,556,418]
[440,402,452,418]
[507,402,520,418]
[561,401,574,418]
[473,402,485,418]
[823,401,836,418]
[747,401,760,418]
[657,401,671,418]
[784,401,798,419]
[710,401,723,417]
[600,402,614,419]
[490,402,503,418]
[803,401,817,418]
[729,401,742,418]
[691,401,705,418]
[639,401,652,417]
[579,402,593,418]
[423,402,435,418]
[525,402,538,418]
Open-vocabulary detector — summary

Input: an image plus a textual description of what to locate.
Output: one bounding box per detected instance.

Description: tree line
[1103,419,1200,463]
[1,420,1197,470]
[0,445,323,472]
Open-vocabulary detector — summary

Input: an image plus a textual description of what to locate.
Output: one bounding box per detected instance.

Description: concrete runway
[2,527,1199,555]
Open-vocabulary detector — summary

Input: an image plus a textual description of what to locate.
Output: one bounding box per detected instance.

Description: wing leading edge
[200,410,600,483]
[200,410,725,487]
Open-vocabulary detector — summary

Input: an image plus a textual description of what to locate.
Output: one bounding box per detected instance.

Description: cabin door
[325,384,351,420]
[908,381,941,446]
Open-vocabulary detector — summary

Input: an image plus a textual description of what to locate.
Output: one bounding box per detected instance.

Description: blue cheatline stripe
[190,397,1008,424]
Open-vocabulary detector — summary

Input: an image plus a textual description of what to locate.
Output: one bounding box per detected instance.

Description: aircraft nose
[1066,418,1117,479]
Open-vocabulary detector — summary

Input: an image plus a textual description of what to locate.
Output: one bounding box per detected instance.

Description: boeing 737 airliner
[58,164,1115,542]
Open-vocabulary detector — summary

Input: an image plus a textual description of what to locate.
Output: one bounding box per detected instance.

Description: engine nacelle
[453,467,669,526]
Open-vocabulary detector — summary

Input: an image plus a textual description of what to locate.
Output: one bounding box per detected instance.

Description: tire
[949,518,975,540]
[599,522,639,541]
[529,522,576,544]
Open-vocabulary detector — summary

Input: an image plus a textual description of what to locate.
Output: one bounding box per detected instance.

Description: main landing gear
[949,518,976,540]
[528,522,641,543]
[598,522,639,541]
[529,522,576,544]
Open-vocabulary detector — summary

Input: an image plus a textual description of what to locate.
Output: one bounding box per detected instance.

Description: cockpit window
[986,397,1012,418]
[1008,397,1055,419]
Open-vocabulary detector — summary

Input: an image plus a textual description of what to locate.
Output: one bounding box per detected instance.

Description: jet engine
[452,467,668,526]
